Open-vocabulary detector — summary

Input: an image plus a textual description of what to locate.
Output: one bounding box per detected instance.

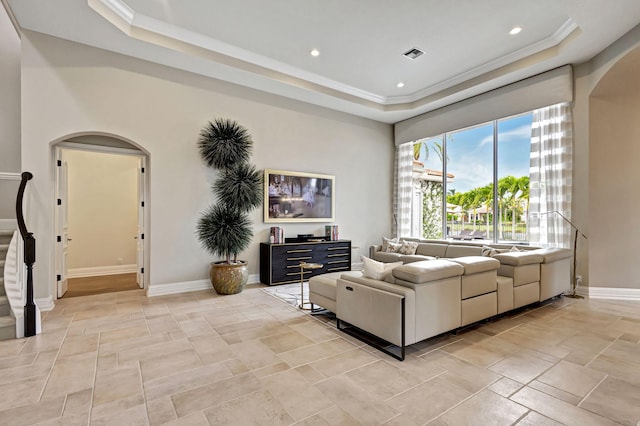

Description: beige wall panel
[0,6,20,173]
[588,47,640,289]
[573,24,640,289]
[20,31,393,298]
[64,150,138,270]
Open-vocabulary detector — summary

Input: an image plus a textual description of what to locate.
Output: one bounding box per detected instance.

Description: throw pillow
[361,256,403,280]
[385,241,402,253]
[381,236,399,252]
[510,245,523,252]
[481,245,499,257]
[398,240,419,255]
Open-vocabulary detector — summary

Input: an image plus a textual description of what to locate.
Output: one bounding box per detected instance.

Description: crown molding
[89,0,580,111]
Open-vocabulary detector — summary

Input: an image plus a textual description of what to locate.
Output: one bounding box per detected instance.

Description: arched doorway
[52,133,150,298]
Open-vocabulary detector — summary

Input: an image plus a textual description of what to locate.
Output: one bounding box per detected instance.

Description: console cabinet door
[260,241,351,285]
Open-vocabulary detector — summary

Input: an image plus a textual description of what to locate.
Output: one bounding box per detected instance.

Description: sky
[418,113,532,193]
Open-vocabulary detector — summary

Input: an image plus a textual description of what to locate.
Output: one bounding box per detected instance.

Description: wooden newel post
[23,233,36,337]
[16,172,37,337]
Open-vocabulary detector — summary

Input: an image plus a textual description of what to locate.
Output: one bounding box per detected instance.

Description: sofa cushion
[415,243,448,258]
[445,245,484,258]
[399,254,436,264]
[309,270,364,301]
[362,256,403,280]
[535,247,573,263]
[391,259,464,284]
[448,256,500,275]
[492,251,543,266]
[372,251,403,263]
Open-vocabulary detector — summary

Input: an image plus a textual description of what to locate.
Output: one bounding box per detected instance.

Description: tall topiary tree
[196,118,263,265]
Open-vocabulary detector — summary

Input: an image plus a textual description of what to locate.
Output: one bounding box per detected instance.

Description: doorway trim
[51,133,150,298]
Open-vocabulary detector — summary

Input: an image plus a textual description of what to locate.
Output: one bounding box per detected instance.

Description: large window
[412,112,533,243]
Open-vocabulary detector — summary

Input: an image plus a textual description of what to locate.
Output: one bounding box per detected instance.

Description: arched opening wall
[587,46,640,293]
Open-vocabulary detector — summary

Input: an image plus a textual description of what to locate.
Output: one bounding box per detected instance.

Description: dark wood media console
[259,240,351,285]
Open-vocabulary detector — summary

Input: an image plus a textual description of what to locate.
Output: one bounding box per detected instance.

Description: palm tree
[498,176,516,238]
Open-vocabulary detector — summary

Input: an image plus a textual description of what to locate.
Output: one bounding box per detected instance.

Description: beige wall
[0,4,21,221]
[0,4,20,173]
[20,31,394,299]
[64,149,139,271]
[573,24,640,289]
[587,47,640,289]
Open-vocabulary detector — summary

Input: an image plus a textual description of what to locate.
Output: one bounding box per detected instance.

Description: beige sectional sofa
[309,239,572,360]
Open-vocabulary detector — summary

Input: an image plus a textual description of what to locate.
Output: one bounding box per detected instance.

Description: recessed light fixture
[403,48,424,60]
[397,82,405,88]
[310,48,320,57]
[509,26,522,35]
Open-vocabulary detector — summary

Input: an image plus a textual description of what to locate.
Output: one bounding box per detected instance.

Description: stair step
[0,296,9,316]
[0,231,13,244]
[0,315,16,341]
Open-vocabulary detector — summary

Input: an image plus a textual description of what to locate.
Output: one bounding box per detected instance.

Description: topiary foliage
[214,163,263,213]
[196,118,262,264]
[197,204,252,263]
[198,118,252,170]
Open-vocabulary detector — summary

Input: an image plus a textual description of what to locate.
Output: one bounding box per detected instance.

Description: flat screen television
[264,169,335,223]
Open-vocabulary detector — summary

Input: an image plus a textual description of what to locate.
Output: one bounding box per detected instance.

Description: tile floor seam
[382,368,450,403]
[85,331,101,425]
[421,375,504,425]
[510,409,533,426]
[576,373,609,409]
[33,315,74,407]
[583,334,619,369]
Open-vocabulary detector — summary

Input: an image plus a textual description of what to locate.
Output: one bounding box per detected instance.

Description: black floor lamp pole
[542,211,587,298]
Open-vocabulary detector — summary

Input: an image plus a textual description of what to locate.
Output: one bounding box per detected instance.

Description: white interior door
[136,156,146,288]
[55,148,69,298]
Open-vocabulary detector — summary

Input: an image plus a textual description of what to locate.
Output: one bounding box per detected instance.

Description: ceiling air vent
[403,48,424,60]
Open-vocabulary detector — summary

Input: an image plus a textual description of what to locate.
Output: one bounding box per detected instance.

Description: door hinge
[56,274,61,281]
[141,201,144,207]
[56,235,61,242]
[141,167,145,173]
[140,268,144,274]
[141,233,144,240]
[57,199,62,206]
[57,160,62,167]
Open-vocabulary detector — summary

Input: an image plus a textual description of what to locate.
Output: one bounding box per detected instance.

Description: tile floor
[0,284,639,425]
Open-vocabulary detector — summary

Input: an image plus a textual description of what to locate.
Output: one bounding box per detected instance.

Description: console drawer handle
[346,286,353,292]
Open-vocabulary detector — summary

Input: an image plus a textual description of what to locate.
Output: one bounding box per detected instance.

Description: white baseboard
[68,264,137,278]
[147,279,212,297]
[147,273,261,297]
[577,286,640,301]
[36,296,55,311]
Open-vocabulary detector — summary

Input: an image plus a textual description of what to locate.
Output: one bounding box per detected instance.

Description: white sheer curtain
[393,142,413,238]
[528,102,573,248]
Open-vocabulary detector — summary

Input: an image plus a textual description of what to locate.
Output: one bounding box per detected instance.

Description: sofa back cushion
[445,245,483,258]
[415,243,448,258]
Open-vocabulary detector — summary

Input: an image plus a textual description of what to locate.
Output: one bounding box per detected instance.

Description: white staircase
[0,230,16,340]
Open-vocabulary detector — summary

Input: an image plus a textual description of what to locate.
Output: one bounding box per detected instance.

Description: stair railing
[15,172,36,337]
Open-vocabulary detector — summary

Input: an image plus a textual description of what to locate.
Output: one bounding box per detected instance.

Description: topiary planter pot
[210,261,249,295]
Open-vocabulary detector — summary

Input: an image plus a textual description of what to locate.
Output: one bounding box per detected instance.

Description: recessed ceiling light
[403,48,424,60]
[397,82,405,88]
[310,48,320,57]
[509,26,522,35]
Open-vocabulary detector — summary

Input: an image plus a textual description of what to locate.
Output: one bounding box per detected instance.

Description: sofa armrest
[370,245,382,258]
